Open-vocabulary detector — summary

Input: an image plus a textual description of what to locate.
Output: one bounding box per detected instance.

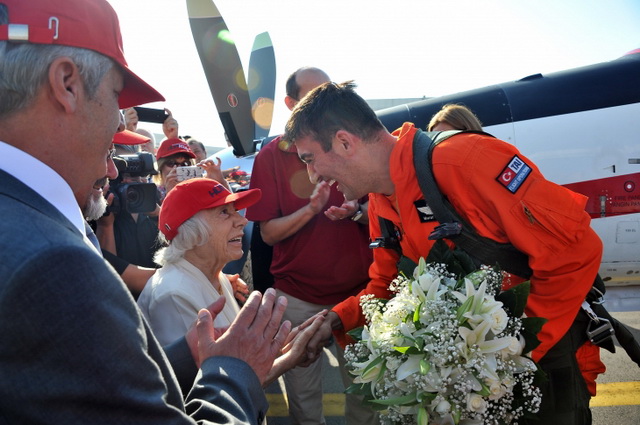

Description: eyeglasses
[164,159,191,168]
[107,148,116,160]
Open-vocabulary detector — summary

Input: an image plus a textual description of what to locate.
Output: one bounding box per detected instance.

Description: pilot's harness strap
[414,130,534,279]
[373,129,640,366]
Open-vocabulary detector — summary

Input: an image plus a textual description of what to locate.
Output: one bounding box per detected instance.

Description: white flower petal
[478,336,512,353]
[396,355,422,380]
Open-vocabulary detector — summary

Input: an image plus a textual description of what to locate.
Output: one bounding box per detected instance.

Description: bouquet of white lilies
[345,244,546,425]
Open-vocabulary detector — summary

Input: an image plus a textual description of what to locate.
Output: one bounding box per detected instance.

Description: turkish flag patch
[496,155,532,193]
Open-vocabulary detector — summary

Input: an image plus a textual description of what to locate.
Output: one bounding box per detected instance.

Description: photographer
[153,137,197,201]
[91,130,159,293]
[104,147,163,271]
[154,137,232,202]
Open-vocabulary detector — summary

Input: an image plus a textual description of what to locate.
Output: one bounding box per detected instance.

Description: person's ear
[48,57,82,114]
[332,130,356,157]
[284,95,298,111]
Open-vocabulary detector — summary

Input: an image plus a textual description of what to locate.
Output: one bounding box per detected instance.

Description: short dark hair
[285,69,300,100]
[283,81,385,152]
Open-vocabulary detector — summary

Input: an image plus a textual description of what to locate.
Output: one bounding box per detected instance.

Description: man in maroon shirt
[245,67,374,425]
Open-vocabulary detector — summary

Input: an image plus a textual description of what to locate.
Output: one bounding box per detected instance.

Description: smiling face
[295,134,366,201]
[199,203,248,263]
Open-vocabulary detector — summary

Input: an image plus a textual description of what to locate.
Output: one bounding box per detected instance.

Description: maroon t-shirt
[245,137,372,304]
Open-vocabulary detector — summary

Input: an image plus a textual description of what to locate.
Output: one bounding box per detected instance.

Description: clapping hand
[226,273,250,304]
[325,199,358,221]
[194,289,291,386]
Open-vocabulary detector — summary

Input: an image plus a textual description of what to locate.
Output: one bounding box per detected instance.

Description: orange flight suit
[332,122,604,394]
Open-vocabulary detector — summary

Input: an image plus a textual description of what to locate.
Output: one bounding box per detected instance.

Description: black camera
[133,106,169,123]
[108,152,159,214]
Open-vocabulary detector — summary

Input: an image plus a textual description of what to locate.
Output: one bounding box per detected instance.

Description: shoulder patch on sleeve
[496,155,532,193]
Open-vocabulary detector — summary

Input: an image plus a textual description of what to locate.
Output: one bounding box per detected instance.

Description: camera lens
[126,186,142,209]
[114,182,157,214]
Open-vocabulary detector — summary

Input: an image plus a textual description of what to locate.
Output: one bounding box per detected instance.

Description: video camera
[108,152,159,214]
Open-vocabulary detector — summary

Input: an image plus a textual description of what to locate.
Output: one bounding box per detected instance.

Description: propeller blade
[248,32,276,140]
[186,0,256,156]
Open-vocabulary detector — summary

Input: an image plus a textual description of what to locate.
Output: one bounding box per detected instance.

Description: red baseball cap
[113,130,151,145]
[0,0,164,108]
[156,138,196,160]
[159,178,262,240]
[230,170,248,178]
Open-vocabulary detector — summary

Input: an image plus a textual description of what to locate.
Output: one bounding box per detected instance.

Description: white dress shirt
[137,257,240,346]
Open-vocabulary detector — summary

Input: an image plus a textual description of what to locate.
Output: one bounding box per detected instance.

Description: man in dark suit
[0,1,311,423]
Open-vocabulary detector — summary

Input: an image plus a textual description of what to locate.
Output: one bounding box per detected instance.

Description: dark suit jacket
[0,169,267,424]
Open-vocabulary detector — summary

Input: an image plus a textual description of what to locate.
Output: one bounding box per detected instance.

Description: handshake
[185,288,335,387]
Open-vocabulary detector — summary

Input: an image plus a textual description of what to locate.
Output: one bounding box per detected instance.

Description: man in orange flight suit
[285,81,605,425]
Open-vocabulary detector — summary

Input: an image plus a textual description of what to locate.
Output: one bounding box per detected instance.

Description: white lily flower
[434,399,451,414]
[459,320,491,347]
[399,322,417,340]
[469,281,487,315]
[396,354,422,380]
[434,413,455,425]
[479,296,504,315]
[351,356,383,384]
[451,289,468,304]
[480,353,500,381]
[478,336,513,354]
[412,281,427,301]
[416,270,435,290]
[513,355,537,373]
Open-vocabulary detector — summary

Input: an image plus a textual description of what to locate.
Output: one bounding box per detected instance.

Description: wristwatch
[351,204,364,222]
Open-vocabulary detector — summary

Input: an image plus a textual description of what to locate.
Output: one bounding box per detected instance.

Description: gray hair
[0,5,114,118]
[154,210,212,266]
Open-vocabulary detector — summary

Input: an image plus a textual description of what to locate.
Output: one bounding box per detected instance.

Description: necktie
[84,221,101,252]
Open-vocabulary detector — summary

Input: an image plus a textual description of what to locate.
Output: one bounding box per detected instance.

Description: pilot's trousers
[523,310,592,425]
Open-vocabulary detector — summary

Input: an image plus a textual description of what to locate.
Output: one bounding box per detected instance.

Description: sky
[107,0,640,150]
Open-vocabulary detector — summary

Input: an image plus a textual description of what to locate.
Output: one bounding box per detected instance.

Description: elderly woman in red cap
[137,178,260,346]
